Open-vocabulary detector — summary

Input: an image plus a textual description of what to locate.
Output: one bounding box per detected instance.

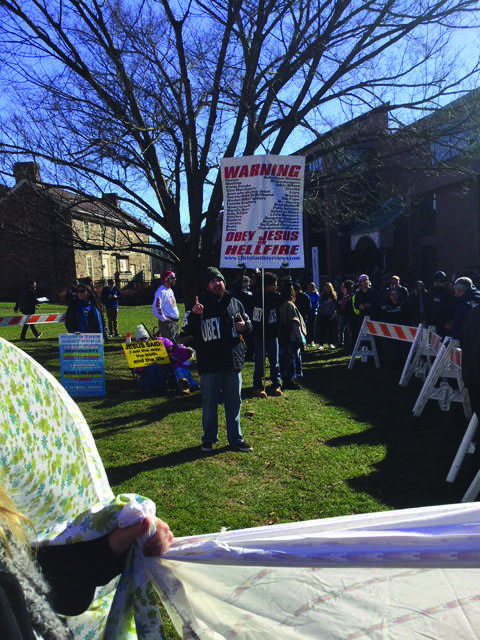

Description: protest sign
[220,155,305,269]
[122,339,169,368]
[59,333,105,397]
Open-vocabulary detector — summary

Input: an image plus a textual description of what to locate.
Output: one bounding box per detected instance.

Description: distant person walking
[14,280,42,340]
[152,270,179,340]
[101,278,120,337]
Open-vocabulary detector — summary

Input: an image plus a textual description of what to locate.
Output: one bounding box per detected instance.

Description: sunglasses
[77,288,88,294]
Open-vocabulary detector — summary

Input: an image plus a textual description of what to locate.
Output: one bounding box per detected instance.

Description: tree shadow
[300,351,474,509]
[88,391,203,437]
[106,444,231,485]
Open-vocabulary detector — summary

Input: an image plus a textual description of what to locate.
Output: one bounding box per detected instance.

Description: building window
[86,255,93,279]
[111,227,116,244]
[83,221,90,240]
[119,257,128,272]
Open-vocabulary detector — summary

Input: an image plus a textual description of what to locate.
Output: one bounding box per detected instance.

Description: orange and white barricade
[399,326,443,387]
[0,313,65,328]
[348,316,417,370]
[412,337,471,419]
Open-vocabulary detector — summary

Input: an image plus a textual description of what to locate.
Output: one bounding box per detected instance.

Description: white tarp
[151,503,480,639]
[3,334,480,639]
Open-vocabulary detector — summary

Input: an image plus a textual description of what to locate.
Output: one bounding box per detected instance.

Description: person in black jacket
[186,266,253,453]
[14,281,42,341]
[251,271,282,397]
[462,302,480,420]
[0,487,173,640]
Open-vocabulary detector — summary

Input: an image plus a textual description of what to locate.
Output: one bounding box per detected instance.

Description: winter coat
[251,290,282,339]
[451,286,480,341]
[185,290,251,373]
[0,533,124,640]
[64,299,104,335]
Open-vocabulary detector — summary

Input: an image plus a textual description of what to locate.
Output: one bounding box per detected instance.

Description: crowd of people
[12,265,480,454]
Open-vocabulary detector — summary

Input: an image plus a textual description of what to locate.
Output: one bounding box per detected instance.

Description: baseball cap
[160,270,176,283]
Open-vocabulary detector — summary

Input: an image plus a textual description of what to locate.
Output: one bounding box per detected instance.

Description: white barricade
[412,337,471,419]
[0,312,65,327]
[348,316,417,370]
[462,465,480,502]
[447,413,478,484]
[399,326,442,387]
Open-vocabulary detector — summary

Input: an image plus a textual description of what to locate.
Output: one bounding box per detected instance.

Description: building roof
[3,162,151,235]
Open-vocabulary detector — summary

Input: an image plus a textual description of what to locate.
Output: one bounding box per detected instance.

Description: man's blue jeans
[201,370,243,446]
[253,336,281,389]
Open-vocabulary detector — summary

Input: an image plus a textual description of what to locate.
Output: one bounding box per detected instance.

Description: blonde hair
[0,487,31,552]
[322,281,337,301]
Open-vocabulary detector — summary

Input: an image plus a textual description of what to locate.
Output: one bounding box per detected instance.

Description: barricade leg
[399,324,424,387]
[446,414,478,483]
[462,469,480,502]
[348,317,367,370]
[348,317,380,369]
[412,338,449,417]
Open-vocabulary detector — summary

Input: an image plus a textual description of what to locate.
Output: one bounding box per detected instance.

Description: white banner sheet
[153,503,480,639]
[220,155,305,269]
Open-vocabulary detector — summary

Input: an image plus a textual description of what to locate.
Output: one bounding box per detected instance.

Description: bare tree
[0,0,478,300]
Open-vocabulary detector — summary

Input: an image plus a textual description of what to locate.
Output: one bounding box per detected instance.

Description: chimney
[13,162,41,184]
[102,193,119,208]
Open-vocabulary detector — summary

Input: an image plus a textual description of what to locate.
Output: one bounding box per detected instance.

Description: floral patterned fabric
[0,337,166,639]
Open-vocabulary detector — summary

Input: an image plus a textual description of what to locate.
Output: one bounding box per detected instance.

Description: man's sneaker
[35,332,43,339]
[271,387,283,397]
[201,442,213,452]
[230,440,253,452]
[254,389,267,398]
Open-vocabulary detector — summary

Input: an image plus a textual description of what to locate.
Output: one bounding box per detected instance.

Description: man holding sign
[186,267,253,453]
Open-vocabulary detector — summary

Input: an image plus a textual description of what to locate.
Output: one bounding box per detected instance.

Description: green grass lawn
[0,301,476,637]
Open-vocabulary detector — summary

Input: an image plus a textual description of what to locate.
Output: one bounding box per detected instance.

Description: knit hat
[433,270,447,282]
[135,324,150,340]
[204,266,225,287]
[160,270,176,283]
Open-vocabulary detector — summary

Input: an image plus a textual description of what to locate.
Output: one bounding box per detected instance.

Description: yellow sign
[122,340,170,368]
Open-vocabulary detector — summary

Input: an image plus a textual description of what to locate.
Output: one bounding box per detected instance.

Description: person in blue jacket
[64,283,106,338]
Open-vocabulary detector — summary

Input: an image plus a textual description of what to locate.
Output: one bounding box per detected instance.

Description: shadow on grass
[88,391,203,437]
[300,348,474,509]
[106,445,231,485]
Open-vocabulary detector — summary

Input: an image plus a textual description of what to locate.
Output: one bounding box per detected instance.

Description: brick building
[298,89,480,284]
[0,162,155,301]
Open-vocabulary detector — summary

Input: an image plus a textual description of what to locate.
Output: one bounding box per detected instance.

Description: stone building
[0,162,154,300]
